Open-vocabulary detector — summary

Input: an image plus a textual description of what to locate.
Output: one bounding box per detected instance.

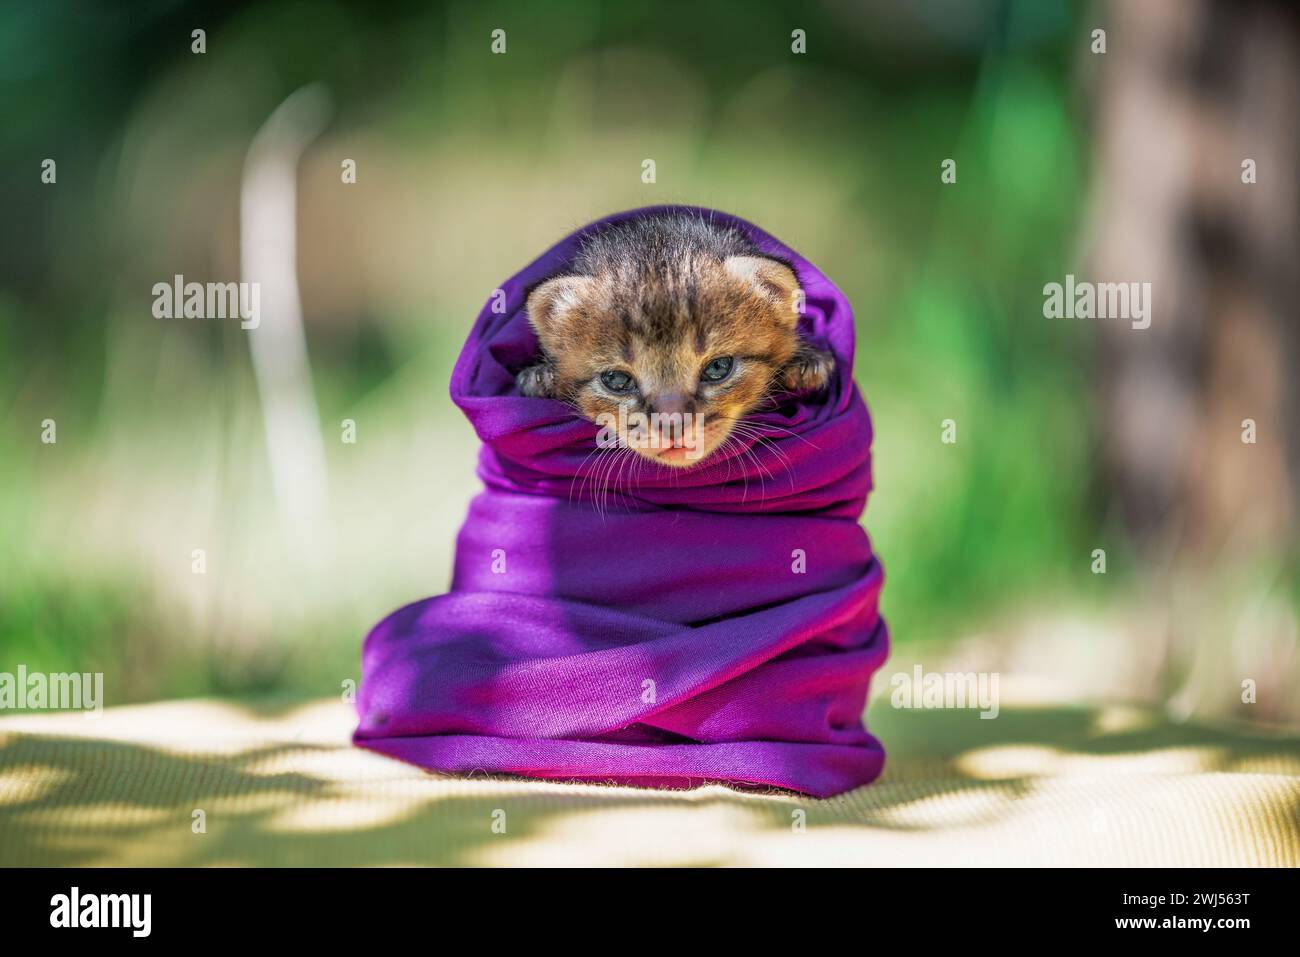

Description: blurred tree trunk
[1090,0,1299,557]
[1087,0,1300,719]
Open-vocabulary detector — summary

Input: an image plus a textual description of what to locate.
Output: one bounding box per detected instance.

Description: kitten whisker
[714,419,797,497]
[714,413,821,451]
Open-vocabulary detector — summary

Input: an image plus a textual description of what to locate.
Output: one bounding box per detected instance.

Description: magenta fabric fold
[353,206,888,797]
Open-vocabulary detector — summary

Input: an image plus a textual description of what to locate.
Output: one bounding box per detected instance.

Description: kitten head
[524,220,806,468]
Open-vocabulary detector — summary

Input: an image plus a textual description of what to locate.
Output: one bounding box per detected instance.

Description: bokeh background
[2,0,1297,725]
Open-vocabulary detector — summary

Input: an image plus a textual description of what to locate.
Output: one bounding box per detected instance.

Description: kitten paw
[516,362,556,397]
[781,346,835,392]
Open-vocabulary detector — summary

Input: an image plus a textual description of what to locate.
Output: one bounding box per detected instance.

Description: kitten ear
[724,255,802,325]
[525,275,593,341]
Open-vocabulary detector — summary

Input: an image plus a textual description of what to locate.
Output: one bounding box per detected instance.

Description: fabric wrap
[354,206,888,797]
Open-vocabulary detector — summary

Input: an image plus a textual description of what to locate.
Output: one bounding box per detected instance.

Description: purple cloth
[353,206,888,797]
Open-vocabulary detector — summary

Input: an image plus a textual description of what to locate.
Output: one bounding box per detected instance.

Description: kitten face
[518,217,833,468]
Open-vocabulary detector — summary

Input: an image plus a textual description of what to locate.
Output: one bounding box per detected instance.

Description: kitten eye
[600,369,636,393]
[701,356,734,382]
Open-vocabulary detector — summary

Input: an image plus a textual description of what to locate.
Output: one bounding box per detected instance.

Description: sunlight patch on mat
[0,764,74,805]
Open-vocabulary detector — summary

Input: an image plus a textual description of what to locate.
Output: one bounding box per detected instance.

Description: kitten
[517,213,834,467]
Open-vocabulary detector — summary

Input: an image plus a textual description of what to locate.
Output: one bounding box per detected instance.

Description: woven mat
[2,689,1298,866]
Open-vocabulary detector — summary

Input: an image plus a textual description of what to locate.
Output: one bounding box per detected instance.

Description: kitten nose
[648,393,691,417]
[646,393,693,448]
